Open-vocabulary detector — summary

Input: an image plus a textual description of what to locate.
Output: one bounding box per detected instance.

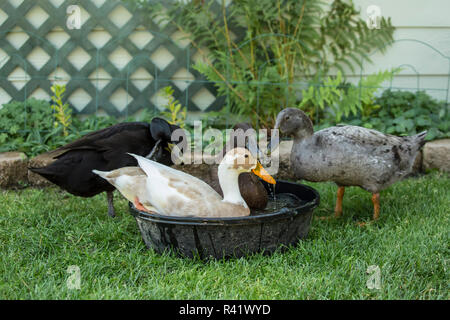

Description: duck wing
[29,123,155,195]
[321,126,425,162]
[51,122,154,162]
[131,154,222,217]
[316,126,415,168]
[93,167,156,210]
[310,126,425,185]
[321,125,404,147]
[30,149,115,197]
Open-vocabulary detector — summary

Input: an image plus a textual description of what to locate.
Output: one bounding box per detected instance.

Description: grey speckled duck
[274,108,427,220]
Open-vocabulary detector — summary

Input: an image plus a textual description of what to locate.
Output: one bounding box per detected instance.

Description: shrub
[299,70,395,124]
[0,98,60,155]
[344,90,449,140]
[127,0,395,128]
[0,99,118,156]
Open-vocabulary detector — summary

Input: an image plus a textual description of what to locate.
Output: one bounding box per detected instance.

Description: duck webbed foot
[133,196,153,213]
[107,191,116,218]
[334,186,345,218]
[356,193,380,227]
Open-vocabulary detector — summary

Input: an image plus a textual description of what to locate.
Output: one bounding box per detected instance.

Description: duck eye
[285,116,290,120]
[244,154,249,158]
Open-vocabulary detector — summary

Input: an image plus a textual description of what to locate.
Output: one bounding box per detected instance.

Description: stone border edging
[0,139,449,189]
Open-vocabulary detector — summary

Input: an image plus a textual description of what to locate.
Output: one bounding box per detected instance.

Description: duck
[175,123,269,209]
[29,118,185,218]
[94,148,276,218]
[273,108,427,221]
[92,166,158,213]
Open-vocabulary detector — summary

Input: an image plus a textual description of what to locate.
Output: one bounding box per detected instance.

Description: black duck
[29,117,184,217]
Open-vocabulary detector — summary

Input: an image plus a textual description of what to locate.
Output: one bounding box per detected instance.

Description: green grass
[0,172,448,300]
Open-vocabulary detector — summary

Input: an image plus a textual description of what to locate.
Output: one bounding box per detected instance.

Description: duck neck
[293,119,314,142]
[217,164,248,208]
[293,130,312,143]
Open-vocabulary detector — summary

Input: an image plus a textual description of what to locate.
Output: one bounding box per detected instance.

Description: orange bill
[252,162,276,185]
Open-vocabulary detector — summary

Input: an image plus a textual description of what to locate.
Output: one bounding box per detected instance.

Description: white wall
[351,0,450,101]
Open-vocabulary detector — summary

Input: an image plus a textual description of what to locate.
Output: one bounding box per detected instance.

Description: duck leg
[372,193,380,220]
[106,191,116,218]
[356,193,380,227]
[318,186,345,220]
[334,186,345,218]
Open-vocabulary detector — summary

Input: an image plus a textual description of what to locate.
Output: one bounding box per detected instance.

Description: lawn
[0,172,448,300]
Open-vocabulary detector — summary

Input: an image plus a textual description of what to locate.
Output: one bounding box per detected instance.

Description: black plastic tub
[129,180,320,259]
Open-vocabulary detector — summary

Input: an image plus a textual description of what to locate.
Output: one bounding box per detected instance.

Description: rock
[0,152,28,188]
[423,139,450,172]
[171,163,216,182]
[27,152,57,187]
[172,140,298,181]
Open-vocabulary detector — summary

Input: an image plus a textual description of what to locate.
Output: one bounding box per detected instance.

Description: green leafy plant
[345,90,449,140]
[160,86,187,128]
[0,99,66,155]
[300,69,395,123]
[50,84,72,137]
[0,93,189,157]
[0,99,118,156]
[127,0,395,128]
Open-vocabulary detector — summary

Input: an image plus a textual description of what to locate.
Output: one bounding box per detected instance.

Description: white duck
[93,148,276,218]
[93,166,157,212]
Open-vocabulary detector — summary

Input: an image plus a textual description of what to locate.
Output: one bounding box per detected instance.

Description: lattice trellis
[0,0,235,117]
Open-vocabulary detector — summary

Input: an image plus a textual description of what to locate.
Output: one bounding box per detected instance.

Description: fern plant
[50,84,72,137]
[300,69,397,123]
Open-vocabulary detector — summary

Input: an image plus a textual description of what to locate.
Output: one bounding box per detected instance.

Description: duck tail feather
[28,166,52,176]
[28,166,44,174]
[414,131,428,149]
[128,153,159,178]
[28,166,59,185]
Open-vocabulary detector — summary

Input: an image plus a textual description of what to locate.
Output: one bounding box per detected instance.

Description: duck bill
[252,162,276,185]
